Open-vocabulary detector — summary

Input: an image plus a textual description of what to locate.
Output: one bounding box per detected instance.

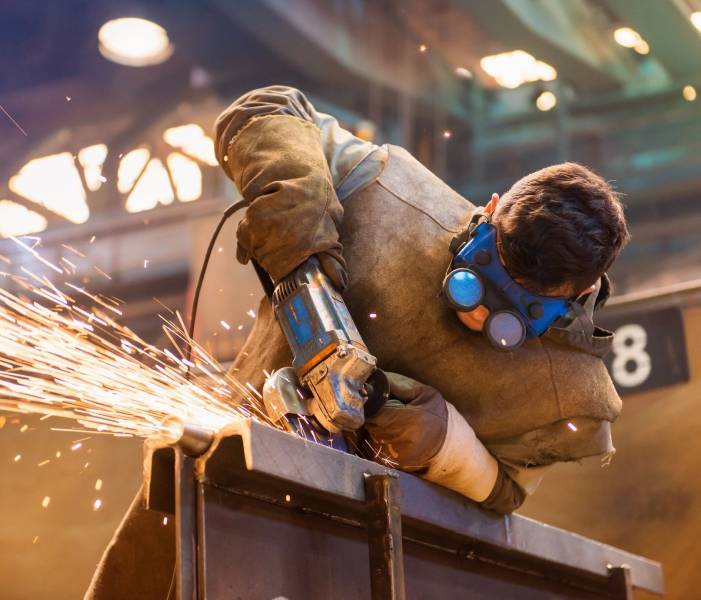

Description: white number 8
[611,323,651,387]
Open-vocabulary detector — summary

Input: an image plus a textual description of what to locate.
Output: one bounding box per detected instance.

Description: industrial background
[0,0,699,598]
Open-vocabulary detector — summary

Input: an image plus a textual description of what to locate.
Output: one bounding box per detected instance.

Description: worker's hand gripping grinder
[262,257,389,435]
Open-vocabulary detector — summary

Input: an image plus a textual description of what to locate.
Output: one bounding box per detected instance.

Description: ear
[484,193,500,215]
[575,284,597,300]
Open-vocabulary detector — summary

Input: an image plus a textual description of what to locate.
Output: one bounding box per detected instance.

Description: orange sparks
[0,236,283,448]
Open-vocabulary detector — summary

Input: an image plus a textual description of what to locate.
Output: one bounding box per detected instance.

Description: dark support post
[196,482,207,600]
[174,451,198,600]
[608,565,633,600]
[365,473,406,600]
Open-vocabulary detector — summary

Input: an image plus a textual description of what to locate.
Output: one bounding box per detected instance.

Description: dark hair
[493,163,630,296]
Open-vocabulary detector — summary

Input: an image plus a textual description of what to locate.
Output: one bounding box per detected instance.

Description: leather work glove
[317,251,348,290]
[219,114,345,284]
[363,373,449,471]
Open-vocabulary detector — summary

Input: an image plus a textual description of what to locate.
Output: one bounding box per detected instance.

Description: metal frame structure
[144,419,663,599]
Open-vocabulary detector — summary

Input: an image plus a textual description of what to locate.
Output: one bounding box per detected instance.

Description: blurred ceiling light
[78,144,108,191]
[167,153,202,202]
[118,148,150,193]
[480,50,556,89]
[614,27,642,48]
[125,158,174,213]
[683,85,697,102]
[0,200,47,238]
[163,124,217,166]
[633,39,650,55]
[691,12,701,32]
[536,91,557,111]
[98,17,173,67]
[454,67,473,79]
[9,153,89,224]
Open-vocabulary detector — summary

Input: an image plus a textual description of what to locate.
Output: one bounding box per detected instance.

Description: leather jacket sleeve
[213,86,383,284]
[481,416,615,514]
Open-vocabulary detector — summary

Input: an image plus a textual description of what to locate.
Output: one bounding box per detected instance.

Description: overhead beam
[453,0,645,94]
[207,0,472,123]
[606,0,701,80]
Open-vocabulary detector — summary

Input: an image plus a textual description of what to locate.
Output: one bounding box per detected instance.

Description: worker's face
[456,193,594,333]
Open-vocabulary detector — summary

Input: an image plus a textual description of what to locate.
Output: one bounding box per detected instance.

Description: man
[86,85,628,598]
[215,85,629,514]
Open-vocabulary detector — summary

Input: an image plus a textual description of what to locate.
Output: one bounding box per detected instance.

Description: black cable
[186,200,247,377]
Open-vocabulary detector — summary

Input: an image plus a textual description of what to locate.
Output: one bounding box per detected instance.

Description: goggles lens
[485,311,526,350]
[445,269,483,311]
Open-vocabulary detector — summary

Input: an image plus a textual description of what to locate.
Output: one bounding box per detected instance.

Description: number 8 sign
[598,306,689,395]
[611,324,652,388]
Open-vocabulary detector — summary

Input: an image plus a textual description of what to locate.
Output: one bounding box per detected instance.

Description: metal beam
[147,419,664,596]
[207,0,472,123]
[454,0,644,93]
[606,0,701,80]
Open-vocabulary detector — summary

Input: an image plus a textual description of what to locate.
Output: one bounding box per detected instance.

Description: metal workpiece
[160,417,215,457]
[144,419,664,599]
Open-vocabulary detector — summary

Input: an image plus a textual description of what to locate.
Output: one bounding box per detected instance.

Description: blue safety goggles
[442,221,571,350]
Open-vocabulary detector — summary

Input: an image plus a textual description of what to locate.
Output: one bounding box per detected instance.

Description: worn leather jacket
[214,86,621,513]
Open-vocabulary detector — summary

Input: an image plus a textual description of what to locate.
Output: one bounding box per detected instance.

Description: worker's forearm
[421,402,499,503]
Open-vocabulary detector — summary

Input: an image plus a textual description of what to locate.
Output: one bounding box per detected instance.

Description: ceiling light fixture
[163,124,218,166]
[0,200,47,238]
[98,17,173,67]
[691,12,701,32]
[78,144,108,191]
[454,67,473,79]
[536,91,557,111]
[125,158,174,213]
[167,153,202,202]
[614,27,640,48]
[9,153,89,224]
[634,40,650,55]
[480,50,556,89]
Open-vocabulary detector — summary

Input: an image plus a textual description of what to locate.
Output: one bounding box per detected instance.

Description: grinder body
[267,257,377,432]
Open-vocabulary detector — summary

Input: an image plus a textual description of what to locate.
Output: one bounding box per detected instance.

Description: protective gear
[220,87,619,488]
[366,374,498,503]
[227,114,345,284]
[443,220,571,350]
[85,487,175,600]
[363,372,449,471]
[215,88,620,500]
[423,403,499,503]
[216,86,386,285]
[317,251,348,290]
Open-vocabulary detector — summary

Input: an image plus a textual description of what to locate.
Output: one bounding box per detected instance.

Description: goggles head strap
[449,209,491,255]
